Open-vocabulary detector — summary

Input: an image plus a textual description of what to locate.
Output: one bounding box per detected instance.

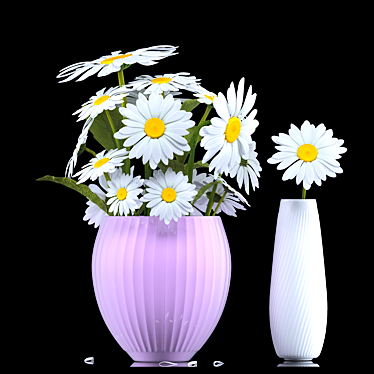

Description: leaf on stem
[89,108,125,151]
[192,180,222,205]
[193,160,209,169]
[158,160,187,175]
[36,175,108,213]
[181,99,200,112]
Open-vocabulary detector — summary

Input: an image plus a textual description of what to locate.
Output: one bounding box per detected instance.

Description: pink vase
[92,216,231,363]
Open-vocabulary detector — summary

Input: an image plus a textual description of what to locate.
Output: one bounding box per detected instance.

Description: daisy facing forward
[267,120,347,193]
[114,92,194,169]
[106,168,144,216]
[73,148,129,184]
[124,72,201,95]
[200,77,259,178]
[56,46,178,83]
[141,168,197,225]
[72,86,127,122]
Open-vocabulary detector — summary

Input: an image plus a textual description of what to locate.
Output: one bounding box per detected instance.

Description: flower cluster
[41,45,263,227]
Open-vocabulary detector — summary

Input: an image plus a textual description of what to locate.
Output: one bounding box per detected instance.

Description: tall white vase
[269,199,327,367]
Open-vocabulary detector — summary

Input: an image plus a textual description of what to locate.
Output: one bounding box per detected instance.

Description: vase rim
[281,199,316,201]
[103,216,222,219]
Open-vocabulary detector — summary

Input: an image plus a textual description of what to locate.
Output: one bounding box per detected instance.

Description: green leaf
[181,99,200,112]
[77,142,86,156]
[192,180,222,205]
[36,175,108,213]
[158,160,187,175]
[89,107,125,151]
[193,160,209,169]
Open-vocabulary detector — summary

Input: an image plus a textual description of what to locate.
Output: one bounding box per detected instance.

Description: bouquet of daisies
[37,45,262,226]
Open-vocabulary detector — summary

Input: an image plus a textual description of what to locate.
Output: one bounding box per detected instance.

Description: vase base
[278,360,319,367]
[131,361,191,367]
[128,351,196,362]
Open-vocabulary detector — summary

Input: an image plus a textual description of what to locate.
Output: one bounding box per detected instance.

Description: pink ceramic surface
[92,216,231,362]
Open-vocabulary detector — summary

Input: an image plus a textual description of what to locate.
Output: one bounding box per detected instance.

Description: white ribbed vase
[269,199,327,363]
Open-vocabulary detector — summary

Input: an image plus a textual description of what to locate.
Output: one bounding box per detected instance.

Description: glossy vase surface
[269,199,327,364]
[92,216,231,362]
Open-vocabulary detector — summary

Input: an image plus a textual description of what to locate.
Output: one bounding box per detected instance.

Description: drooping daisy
[140,168,197,225]
[227,141,262,195]
[267,120,347,190]
[83,167,124,227]
[199,77,259,178]
[65,117,93,178]
[193,85,217,105]
[72,86,127,122]
[73,148,129,184]
[105,168,144,216]
[114,92,194,169]
[194,175,247,217]
[216,176,250,208]
[56,46,178,83]
[124,72,201,95]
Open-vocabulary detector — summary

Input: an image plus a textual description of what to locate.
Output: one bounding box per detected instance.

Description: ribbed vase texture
[269,200,327,360]
[92,216,231,362]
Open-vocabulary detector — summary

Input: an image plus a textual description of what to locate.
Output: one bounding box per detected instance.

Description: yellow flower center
[204,94,215,102]
[94,157,110,168]
[151,77,172,84]
[144,118,165,138]
[100,54,132,65]
[117,188,128,201]
[297,144,318,162]
[225,117,241,143]
[94,95,110,106]
[162,187,177,203]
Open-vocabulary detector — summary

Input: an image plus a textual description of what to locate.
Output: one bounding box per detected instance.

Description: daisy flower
[199,77,258,178]
[140,168,197,225]
[193,85,217,105]
[124,72,201,95]
[114,92,195,169]
[105,168,144,216]
[267,120,347,190]
[227,141,262,194]
[216,176,250,208]
[72,86,127,122]
[56,46,178,83]
[65,117,93,178]
[194,175,247,217]
[73,148,129,184]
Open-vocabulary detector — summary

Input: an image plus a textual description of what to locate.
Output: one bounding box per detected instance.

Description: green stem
[105,110,121,149]
[85,147,96,157]
[302,187,306,199]
[205,183,218,216]
[144,162,152,216]
[117,66,130,174]
[186,120,211,183]
[212,191,227,216]
[181,105,212,165]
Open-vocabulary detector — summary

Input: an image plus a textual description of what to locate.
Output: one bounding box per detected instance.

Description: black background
[31,9,369,371]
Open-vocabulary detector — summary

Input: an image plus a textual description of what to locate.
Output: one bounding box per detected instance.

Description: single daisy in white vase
[56,46,178,83]
[267,120,347,193]
[199,77,259,178]
[72,86,127,122]
[114,92,194,169]
[227,141,262,195]
[73,148,129,184]
[141,168,197,225]
[125,72,201,95]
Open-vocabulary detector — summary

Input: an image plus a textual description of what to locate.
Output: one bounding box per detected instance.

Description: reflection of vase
[92,216,231,363]
[269,199,327,366]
